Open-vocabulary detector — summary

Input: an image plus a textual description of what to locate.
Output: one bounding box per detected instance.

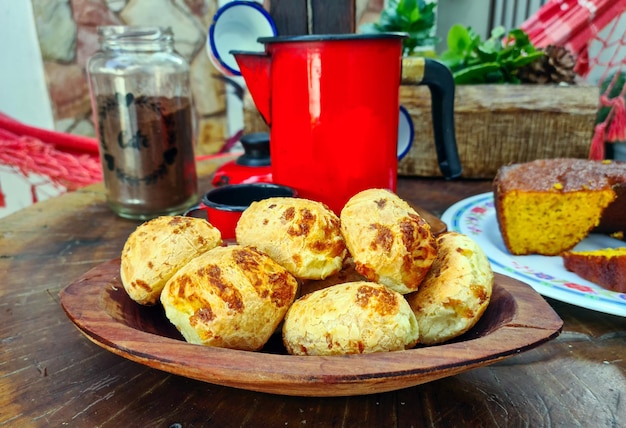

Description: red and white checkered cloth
[522,0,626,159]
[521,0,626,55]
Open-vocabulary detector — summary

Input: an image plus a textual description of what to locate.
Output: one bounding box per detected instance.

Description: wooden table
[1,158,624,427]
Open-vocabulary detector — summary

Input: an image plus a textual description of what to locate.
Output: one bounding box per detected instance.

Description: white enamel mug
[207,1,278,76]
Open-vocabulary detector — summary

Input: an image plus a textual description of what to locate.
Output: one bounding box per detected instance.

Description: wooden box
[242,84,599,178]
[398,84,599,178]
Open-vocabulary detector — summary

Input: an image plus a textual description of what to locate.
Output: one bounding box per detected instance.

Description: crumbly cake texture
[596,182,626,234]
[562,247,626,293]
[493,159,626,256]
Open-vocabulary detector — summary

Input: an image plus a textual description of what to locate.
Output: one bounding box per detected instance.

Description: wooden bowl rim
[60,259,563,396]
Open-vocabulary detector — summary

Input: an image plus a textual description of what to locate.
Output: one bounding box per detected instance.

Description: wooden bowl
[60,259,562,397]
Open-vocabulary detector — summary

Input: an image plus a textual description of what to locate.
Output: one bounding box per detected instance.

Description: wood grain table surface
[1,157,624,427]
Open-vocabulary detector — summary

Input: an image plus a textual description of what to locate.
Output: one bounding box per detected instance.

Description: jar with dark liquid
[87,26,198,219]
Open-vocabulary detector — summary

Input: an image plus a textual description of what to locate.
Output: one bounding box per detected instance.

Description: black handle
[421,59,462,179]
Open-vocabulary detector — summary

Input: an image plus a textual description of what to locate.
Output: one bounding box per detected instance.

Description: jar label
[96,94,197,211]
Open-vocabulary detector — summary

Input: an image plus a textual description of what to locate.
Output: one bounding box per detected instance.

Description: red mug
[184,183,296,240]
[233,33,460,214]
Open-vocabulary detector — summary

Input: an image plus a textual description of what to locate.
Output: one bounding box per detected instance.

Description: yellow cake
[493,159,626,256]
[562,247,626,293]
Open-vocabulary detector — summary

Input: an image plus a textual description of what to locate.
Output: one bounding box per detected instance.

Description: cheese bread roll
[120,215,222,305]
[160,245,298,351]
[283,281,419,355]
[406,232,493,345]
[235,197,347,280]
[340,188,437,294]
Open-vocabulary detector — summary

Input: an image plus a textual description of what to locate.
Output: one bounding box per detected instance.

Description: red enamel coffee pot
[232,33,461,214]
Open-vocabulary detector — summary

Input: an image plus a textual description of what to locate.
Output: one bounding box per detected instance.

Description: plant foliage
[439,24,545,84]
[360,0,438,56]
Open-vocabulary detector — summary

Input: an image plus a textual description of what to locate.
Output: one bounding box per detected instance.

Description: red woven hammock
[0,113,102,207]
[521,0,626,159]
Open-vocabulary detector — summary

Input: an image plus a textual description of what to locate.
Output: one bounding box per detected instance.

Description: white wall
[587,12,626,85]
[0,2,59,219]
[436,0,491,51]
[0,1,53,128]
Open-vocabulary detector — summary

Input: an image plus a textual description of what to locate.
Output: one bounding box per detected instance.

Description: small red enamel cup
[184,183,296,240]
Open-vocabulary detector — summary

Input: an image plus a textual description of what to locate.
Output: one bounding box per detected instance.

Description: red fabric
[0,179,5,208]
[0,112,99,156]
[30,184,38,204]
[521,0,626,55]
[607,95,626,141]
[0,137,102,190]
[590,123,607,159]
[0,113,102,191]
[522,0,626,160]
[0,112,244,193]
[0,112,239,192]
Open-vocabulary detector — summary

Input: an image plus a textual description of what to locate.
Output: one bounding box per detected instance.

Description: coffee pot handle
[402,57,462,179]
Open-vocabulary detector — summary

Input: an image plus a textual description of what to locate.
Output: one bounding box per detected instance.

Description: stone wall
[31,0,229,156]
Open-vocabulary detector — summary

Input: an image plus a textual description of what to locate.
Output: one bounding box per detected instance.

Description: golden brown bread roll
[340,188,437,294]
[160,245,298,351]
[235,197,347,280]
[120,215,222,305]
[406,232,493,345]
[282,281,419,355]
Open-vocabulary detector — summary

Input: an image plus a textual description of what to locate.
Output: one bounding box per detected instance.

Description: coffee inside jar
[95,93,198,218]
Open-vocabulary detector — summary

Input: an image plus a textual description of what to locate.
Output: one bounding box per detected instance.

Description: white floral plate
[441,192,626,317]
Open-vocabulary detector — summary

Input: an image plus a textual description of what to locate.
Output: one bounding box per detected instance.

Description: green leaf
[438,52,464,70]
[398,0,420,23]
[484,69,506,84]
[453,63,501,84]
[507,29,531,47]
[490,26,506,40]
[358,0,437,52]
[476,45,498,62]
[446,24,472,55]
[440,24,551,84]
[507,51,545,68]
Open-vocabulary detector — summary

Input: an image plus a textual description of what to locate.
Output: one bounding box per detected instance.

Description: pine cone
[517,45,577,84]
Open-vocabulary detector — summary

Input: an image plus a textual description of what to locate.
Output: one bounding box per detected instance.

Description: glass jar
[87,26,198,220]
